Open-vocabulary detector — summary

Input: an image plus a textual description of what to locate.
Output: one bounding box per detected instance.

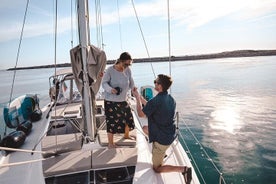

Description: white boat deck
[0,106,50,184]
[132,107,195,184]
[0,100,200,184]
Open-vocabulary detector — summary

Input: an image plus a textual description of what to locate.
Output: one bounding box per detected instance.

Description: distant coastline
[7,49,276,71]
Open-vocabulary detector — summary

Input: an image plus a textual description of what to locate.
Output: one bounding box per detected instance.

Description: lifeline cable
[179,120,227,184]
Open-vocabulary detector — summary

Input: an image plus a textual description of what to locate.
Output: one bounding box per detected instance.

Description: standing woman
[102,52,136,148]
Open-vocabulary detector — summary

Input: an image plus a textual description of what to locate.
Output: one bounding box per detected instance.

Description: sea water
[1,56,276,184]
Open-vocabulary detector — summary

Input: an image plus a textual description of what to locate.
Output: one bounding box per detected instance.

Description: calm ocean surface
[1,56,276,184]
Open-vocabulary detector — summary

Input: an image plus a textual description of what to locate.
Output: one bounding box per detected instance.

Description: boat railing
[178,121,227,184]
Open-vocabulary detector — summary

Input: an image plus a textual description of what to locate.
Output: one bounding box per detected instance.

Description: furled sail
[70,44,106,96]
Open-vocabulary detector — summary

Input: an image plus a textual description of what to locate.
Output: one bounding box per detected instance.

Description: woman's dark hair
[119,52,132,61]
[157,74,173,91]
[115,52,132,64]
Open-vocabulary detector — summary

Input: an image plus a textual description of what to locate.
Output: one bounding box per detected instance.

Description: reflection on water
[169,57,276,183]
[176,83,276,183]
[211,105,242,134]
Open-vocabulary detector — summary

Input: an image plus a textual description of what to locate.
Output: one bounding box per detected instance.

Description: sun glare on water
[210,106,242,134]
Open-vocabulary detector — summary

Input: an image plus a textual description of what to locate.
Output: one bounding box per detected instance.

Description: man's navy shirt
[142,91,176,145]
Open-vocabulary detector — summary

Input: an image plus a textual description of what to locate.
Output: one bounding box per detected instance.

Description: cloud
[0,0,276,42]
[117,0,276,29]
[0,17,71,42]
[168,0,276,29]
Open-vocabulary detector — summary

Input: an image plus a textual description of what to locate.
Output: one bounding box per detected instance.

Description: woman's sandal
[182,166,192,184]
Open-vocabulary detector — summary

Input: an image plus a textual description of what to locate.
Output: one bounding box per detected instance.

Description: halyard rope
[131,0,156,79]
[5,0,30,136]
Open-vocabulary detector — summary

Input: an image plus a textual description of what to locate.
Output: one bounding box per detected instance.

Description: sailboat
[0,0,202,183]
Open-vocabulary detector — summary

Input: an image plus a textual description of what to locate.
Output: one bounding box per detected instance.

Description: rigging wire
[73,0,78,46]
[54,0,58,69]
[116,0,123,52]
[167,0,172,94]
[5,0,30,136]
[178,121,227,184]
[53,0,58,117]
[178,129,207,184]
[99,1,104,49]
[167,1,172,72]
[95,0,104,49]
[70,0,78,49]
[95,0,99,47]
[165,1,226,183]
[131,0,156,78]
[70,0,74,48]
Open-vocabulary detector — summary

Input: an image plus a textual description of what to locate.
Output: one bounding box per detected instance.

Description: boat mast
[77,0,95,140]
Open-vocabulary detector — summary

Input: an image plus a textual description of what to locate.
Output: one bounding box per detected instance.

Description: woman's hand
[111,88,118,94]
[132,88,139,98]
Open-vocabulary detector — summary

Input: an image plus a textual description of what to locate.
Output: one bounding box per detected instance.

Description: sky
[0,0,276,69]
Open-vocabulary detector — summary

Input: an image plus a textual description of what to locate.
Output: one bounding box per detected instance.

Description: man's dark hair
[158,74,173,91]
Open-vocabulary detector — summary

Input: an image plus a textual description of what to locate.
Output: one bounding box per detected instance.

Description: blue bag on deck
[3,94,40,128]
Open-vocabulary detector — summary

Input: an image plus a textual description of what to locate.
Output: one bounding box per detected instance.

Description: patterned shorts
[104,100,135,134]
